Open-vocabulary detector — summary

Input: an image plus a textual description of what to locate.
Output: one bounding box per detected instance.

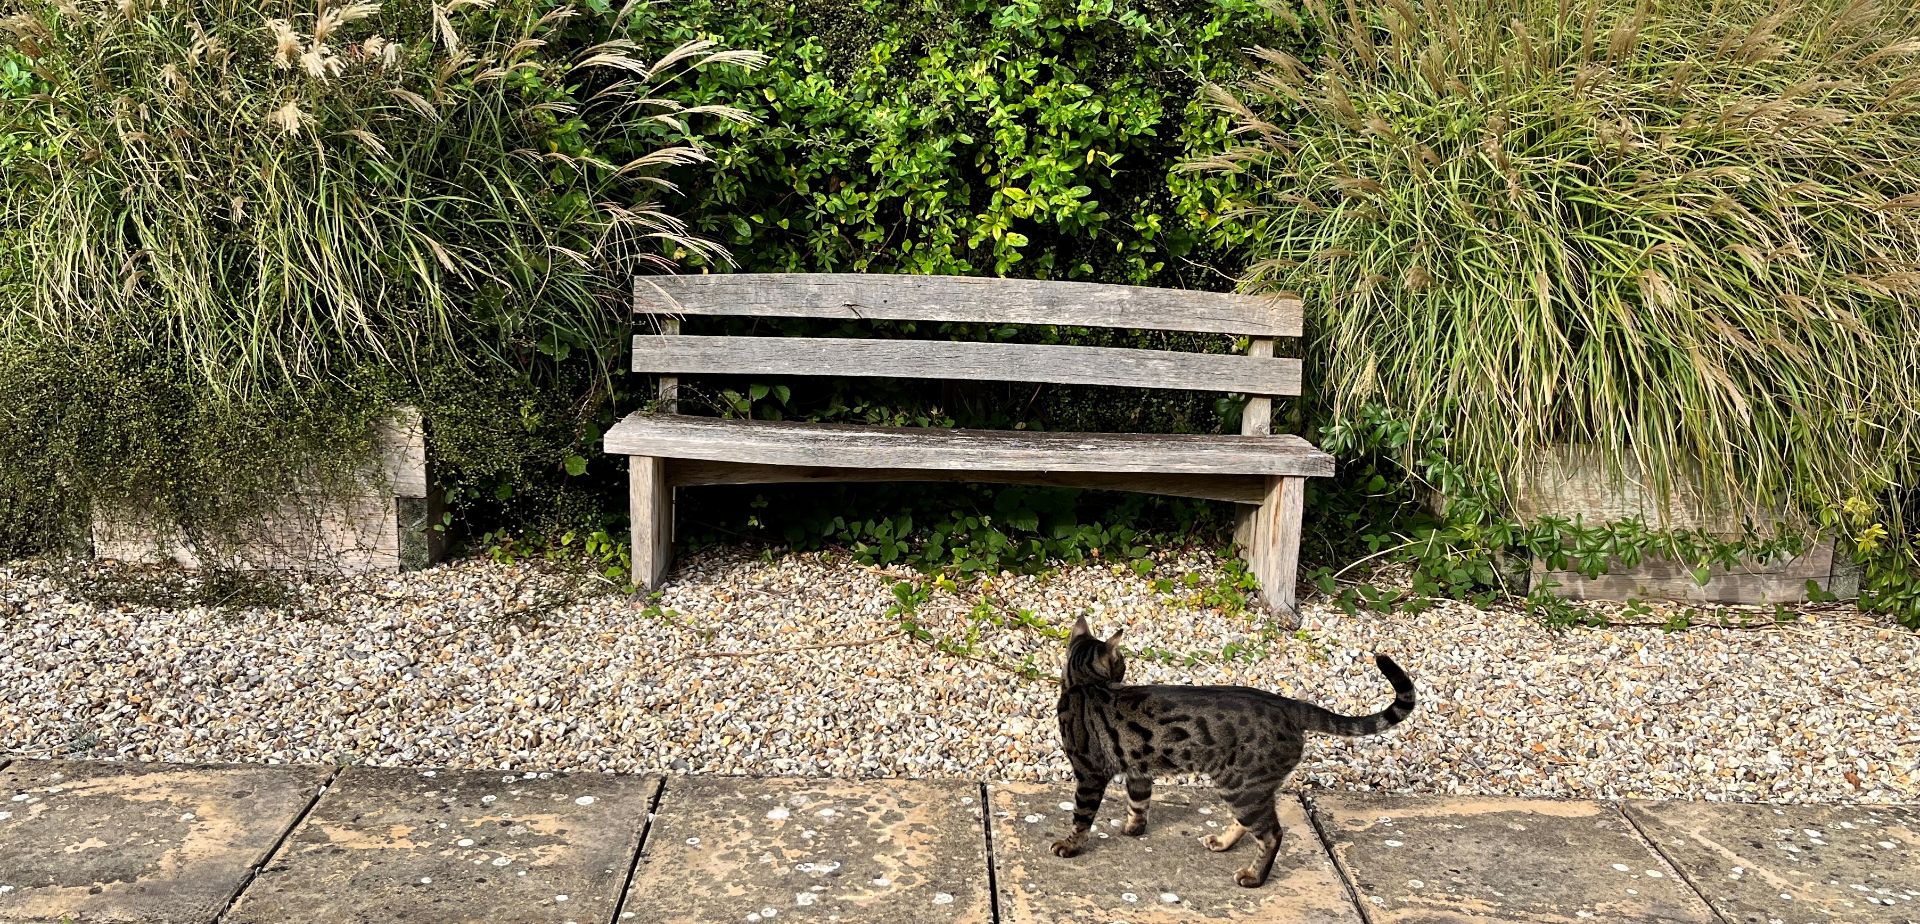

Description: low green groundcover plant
[1203,0,1920,625]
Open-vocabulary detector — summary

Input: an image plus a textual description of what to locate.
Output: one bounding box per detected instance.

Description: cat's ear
[1104,628,1124,648]
[1070,615,1091,640]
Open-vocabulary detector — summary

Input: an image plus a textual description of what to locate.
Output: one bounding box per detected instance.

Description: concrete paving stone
[0,758,329,924]
[622,776,992,924]
[1626,799,1920,922]
[989,782,1362,923]
[1312,792,1718,924]
[225,766,658,924]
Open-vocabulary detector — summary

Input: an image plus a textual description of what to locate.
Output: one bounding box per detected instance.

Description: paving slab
[0,758,328,924]
[1626,799,1920,922]
[623,776,992,924]
[1312,792,1717,924]
[226,766,658,924]
[989,782,1361,923]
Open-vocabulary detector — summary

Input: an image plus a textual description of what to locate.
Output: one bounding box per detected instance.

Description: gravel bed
[0,547,1915,804]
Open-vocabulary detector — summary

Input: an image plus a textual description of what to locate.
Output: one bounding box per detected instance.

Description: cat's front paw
[1122,817,1147,837]
[1234,866,1268,888]
[1050,834,1086,858]
[1202,833,1235,852]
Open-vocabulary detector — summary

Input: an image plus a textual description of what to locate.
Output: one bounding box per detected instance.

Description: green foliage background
[638,0,1289,283]
[0,0,1302,570]
[3,0,1918,627]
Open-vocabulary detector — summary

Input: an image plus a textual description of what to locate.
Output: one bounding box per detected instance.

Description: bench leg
[629,455,673,590]
[1248,475,1306,618]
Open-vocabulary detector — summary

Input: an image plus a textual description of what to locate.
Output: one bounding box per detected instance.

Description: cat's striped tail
[1304,655,1416,737]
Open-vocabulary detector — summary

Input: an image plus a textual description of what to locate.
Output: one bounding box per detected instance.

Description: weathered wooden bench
[603,274,1332,613]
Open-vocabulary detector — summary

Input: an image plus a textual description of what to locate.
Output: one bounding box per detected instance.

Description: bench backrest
[632,274,1303,434]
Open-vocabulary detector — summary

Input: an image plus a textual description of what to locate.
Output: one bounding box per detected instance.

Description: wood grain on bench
[605,415,1332,476]
[631,336,1301,395]
[635,274,1300,337]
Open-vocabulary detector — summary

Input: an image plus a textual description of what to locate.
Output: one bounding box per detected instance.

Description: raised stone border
[2,757,1916,923]
[1507,445,1857,605]
[90,407,444,574]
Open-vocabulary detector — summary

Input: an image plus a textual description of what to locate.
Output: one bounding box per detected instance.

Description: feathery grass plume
[266,17,302,68]
[1,0,762,398]
[264,99,307,134]
[1198,0,1920,539]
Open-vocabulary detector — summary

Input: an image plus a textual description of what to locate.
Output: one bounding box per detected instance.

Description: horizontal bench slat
[604,415,1335,477]
[670,461,1269,504]
[632,336,1301,396]
[634,274,1301,338]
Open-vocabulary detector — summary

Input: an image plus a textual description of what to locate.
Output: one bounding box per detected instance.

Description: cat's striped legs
[1051,769,1111,858]
[1121,774,1152,836]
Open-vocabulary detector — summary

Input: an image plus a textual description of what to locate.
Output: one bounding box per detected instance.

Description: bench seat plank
[632,336,1302,396]
[605,415,1333,477]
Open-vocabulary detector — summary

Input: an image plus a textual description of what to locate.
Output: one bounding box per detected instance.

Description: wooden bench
[602,274,1332,613]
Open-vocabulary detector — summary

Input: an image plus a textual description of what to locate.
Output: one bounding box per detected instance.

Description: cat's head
[1062,615,1125,688]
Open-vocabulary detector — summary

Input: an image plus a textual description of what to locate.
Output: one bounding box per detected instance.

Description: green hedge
[632,0,1296,282]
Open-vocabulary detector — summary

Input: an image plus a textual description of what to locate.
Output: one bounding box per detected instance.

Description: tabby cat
[1051,616,1416,888]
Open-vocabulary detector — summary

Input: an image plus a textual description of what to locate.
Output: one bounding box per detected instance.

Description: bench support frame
[626,455,1307,617]
[619,275,1324,618]
[630,455,674,590]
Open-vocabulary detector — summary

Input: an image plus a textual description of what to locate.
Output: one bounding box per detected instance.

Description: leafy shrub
[630,0,1301,282]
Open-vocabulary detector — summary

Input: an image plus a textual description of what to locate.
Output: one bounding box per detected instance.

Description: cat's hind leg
[1051,769,1111,858]
[1224,784,1284,888]
[1121,774,1152,837]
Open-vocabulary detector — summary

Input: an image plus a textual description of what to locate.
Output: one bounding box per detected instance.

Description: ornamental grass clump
[0,0,764,393]
[1199,0,1920,526]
